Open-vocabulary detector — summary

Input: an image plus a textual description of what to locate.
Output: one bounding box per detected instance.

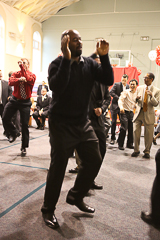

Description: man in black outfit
[110,74,129,144]
[141,148,160,228]
[33,88,51,130]
[41,29,114,229]
[0,71,12,120]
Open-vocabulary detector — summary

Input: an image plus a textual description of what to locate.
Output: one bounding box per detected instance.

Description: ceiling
[0,0,80,22]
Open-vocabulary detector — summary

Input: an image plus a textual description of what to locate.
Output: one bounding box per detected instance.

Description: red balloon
[156,56,160,66]
[156,45,160,56]
[137,69,142,76]
[128,62,133,67]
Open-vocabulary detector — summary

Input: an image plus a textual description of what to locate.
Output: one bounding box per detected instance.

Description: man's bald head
[61,29,80,40]
[61,29,82,58]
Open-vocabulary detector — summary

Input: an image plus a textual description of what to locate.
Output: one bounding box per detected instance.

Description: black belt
[12,95,30,102]
[125,110,132,113]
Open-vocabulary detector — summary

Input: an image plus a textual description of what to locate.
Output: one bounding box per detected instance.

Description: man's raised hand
[61,35,71,60]
[96,39,109,56]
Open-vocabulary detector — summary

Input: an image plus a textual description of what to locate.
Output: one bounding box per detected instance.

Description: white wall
[42,0,160,87]
[0,2,42,80]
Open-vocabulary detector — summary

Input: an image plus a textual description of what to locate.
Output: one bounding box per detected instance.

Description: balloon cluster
[156,46,160,66]
[148,45,160,66]
[137,69,142,76]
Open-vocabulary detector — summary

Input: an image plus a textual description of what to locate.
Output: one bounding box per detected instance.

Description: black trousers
[2,97,31,149]
[41,119,102,214]
[33,110,48,126]
[91,118,107,159]
[110,108,120,140]
[117,110,133,147]
[151,148,160,221]
[0,104,4,118]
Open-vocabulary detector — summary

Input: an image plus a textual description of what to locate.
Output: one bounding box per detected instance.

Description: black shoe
[8,132,20,143]
[42,213,59,229]
[126,144,134,149]
[131,151,140,157]
[40,126,44,130]
[21,148,26,157]
[153,138,157,145]
[36,126,40,129]
[91,181,103,190]
[110,139,115,145]
[69,167,79,173]
[143,153,150,159]
[66,194,95,213]
[141,211,160,228]
[118,146,124,150]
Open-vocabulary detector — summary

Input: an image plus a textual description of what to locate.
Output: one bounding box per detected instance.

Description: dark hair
[90,53,99,60]
[8,71,13,77]
[129,79,138,85]
[148,72,155,81]
[122,74,128,79]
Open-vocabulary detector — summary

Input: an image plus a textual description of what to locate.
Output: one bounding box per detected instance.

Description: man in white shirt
[131,72,160,159]
[117,79,138,150]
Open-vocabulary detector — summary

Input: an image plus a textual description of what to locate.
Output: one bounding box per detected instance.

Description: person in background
[2,58,36,157]
[33,88,51,130]
[117,79,138,150]
[37,80,49,96]
[8,71,21,134]
[69,51,111,191]
[110,74,129,145]
[131,72,160,159]
[0,70,12,137]
[141,148,160,228]
[153,110,160,145]
[41,29,113,229]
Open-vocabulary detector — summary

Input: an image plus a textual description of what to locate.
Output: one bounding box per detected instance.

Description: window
[32,31,41,74]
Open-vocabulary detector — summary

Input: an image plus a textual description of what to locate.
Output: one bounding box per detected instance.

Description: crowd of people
[1,29,160,230]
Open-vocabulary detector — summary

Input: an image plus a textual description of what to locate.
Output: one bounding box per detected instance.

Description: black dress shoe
[91,181,103,190]
[21,148,26,157]
[126,144,134,149]
[141,211,160,228]
[143,153,150,159]
[153,138,157,145]
[8,132,20,143]
[36,126,40,129]
[131,151,140,157]
[69,167,79,173]
[42,213,59,229]
[110,139,115,145]
[66,196,95,213]
[118,146,124,150]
